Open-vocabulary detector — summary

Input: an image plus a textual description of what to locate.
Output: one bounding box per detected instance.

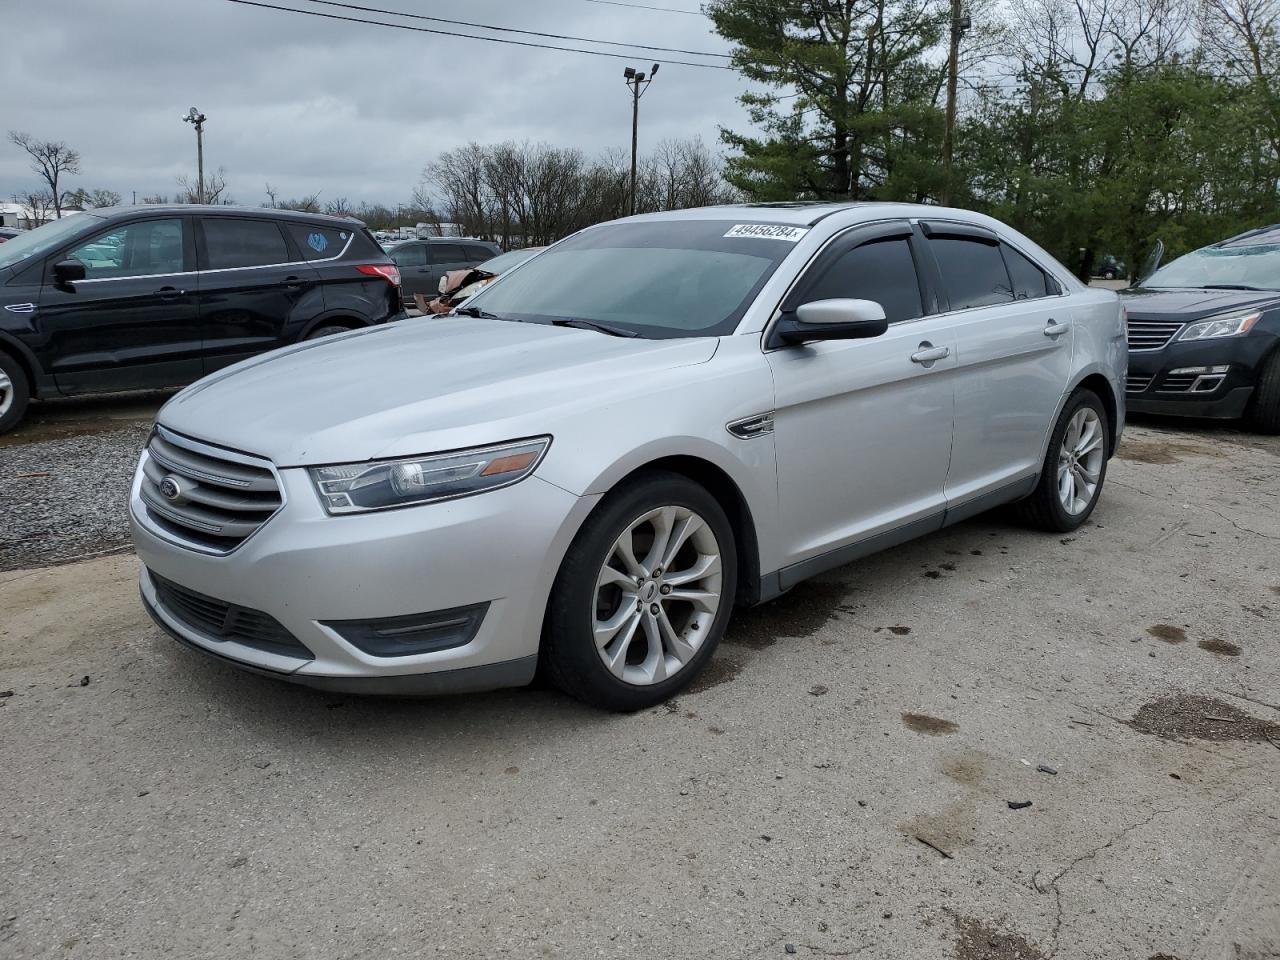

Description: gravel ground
[0,422,152,572]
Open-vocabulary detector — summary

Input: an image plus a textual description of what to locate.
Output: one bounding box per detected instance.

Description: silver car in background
[129,203,1126,711]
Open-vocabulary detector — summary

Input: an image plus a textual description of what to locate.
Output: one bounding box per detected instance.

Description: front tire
[1016,389,1109,532]
[1245,349,1280,434]
[543,471,737,711]
[0,352,31,435]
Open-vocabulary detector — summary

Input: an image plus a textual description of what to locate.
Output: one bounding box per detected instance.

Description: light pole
[622,63,659,216]
[182,107,207,203]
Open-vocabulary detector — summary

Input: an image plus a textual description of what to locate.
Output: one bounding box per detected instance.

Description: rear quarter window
[1001,243,1054,300]
[930,236,1014,309]
[285,223,352,261]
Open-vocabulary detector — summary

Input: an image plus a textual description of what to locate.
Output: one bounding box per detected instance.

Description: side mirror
[53,259,87,287]
[771,298,889,347]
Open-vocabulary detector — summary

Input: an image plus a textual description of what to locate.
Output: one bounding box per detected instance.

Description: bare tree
[264,183,280,208]
[12,190,55,228]
[63,187,122,209]
[8,131,82,218]
[176,166,229,204]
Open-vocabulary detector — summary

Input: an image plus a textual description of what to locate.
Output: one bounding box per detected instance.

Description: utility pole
[622,63,659,216]
[941,5,969,205]
[182,107,207,203]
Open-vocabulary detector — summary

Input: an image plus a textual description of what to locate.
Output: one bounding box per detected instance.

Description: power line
[300,0,731,58]
[579,0,706,15]
[221,0,734,68]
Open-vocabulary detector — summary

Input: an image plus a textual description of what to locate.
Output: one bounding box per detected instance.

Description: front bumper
[1126,333,1272,419]
[131,459,598,692]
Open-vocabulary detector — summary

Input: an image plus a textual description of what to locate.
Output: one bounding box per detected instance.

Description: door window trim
[58,216,193,283]
[193,216,355,273]
[917,218,1066,315]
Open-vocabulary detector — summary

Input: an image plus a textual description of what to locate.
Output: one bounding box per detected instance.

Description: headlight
[1178,311,1261,341]
[310,437,550,515]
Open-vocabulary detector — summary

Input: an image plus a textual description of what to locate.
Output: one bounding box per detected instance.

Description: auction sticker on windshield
[723,224,809,242]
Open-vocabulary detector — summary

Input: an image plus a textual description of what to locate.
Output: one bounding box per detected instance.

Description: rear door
[195,215,321,372]
[766,221,957,579]
[918,222,1074,513]
[37,216,202,393]
[427,242,470,290]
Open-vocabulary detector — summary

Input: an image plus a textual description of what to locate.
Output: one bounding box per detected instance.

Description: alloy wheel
[0,369,12,418]
[1057,407,1104,515]
[592,505,723,686]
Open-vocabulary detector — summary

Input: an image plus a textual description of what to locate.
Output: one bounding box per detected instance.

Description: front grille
[1127,319,1184,351]
[139,428,282,552]
[1125,374,1153,393]
[150,571,313,660]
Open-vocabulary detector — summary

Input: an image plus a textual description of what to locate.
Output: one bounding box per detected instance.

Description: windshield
[479,247,543,273]
[1144,243,1280,290]
[0,213,100,271]
[463,220,801,338]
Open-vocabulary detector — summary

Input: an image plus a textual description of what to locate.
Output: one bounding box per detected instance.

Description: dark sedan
[1122,225,1280,433]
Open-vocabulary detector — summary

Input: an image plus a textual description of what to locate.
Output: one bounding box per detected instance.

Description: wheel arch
[1041,366,1122,464]
[0,332,45,399]
[298,313,370,341]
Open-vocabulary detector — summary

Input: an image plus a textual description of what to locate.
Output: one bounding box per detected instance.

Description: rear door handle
[284,275,306,290]
[910,343,951,366]
[1043,320,1070,338]
[155,286,185,301]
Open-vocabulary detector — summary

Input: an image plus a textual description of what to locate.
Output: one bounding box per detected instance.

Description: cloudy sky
[3,0,757,209]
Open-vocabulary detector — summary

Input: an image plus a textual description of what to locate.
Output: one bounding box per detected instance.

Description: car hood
[158,318,718,466]
[1120,286,1280,321]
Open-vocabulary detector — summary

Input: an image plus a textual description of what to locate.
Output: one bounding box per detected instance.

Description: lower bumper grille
[150,570,313,660]
[1125,374,1153,393]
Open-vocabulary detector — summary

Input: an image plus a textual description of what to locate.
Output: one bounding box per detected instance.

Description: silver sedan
[129,203,1126,710]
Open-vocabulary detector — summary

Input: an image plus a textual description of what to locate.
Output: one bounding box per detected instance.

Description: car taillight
[357,263,401,287]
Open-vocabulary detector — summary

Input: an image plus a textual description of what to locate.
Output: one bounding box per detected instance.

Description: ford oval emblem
[159,475,184,502]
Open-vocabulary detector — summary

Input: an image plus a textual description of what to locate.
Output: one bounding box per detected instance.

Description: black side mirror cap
[53,259,87,286]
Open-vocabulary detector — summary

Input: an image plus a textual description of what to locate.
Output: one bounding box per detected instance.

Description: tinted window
[201,218,289,270]
[285,223,351,261]
[1002,243,1050,299]
[429,243,466,263]
[391,243,426,267]
[799,236,923,323]
[931,237,1013,309]
[67,219,185,279]
[464,243,495,261]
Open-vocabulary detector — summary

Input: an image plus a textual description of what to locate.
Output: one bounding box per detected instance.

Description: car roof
[91,204,366,228]
[621,201,997,228]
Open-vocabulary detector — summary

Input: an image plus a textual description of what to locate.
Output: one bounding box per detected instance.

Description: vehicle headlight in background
[311,437,550,514]
[1177,311,1261,341]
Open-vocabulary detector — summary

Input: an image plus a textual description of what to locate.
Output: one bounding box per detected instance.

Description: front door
[766,222,956,581]
[38,217,202,394]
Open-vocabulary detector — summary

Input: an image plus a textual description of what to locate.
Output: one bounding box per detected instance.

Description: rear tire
[1245,350,1280,435]
[0,351,31,435]
[543,471,737,712]
[1016,388,1109,532]
[305,324,352,340]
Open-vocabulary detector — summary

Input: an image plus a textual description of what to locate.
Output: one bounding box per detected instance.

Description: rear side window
[1001,243,1051,300]
[463,243,494,261]
[930,237,1013,309]
[799,236,923,324]
[391,243,427,267]
[429,243,466,263]
[285,223,351,261]
[201,218,289,270]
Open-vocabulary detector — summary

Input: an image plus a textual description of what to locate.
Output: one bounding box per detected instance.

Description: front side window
[930,237,1014,309]
[1001,243,1051,300]
[201,218,289,270]
[67,218,185,279]
[464,220,798,338]
[391,243,427,268]
[798,236,923,323]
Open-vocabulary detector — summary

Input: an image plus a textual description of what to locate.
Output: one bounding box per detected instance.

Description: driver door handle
[155,286,185,301]
[1043,320,1070,338]
[910,343,951,365]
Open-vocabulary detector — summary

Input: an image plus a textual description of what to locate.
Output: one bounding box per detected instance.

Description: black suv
[0,205,402,433]
[1122,225,1280,433]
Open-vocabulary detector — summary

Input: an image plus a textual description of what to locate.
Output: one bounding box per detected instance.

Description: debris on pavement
[1036,764,1058,775]
[1007,800,1033,810]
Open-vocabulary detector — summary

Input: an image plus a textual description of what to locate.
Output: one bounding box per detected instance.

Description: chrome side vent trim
[727,413,775,439]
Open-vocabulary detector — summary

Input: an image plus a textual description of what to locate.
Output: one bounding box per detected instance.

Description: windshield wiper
[452,305,506,319]
[549,317,639,338]
[1200,284,1264,291]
